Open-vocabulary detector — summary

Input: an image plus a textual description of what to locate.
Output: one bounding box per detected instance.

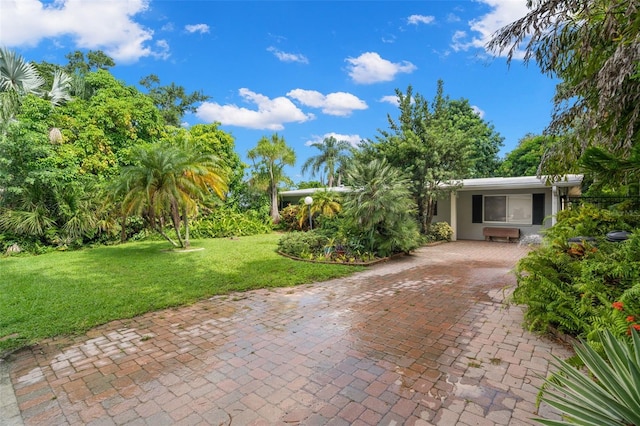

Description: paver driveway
[1,241,573,425]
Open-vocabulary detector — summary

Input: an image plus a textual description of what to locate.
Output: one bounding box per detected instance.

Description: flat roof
[454,174,583,191]
[280,175,583,196]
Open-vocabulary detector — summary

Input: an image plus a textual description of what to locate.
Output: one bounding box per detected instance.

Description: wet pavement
[1,241,573,425]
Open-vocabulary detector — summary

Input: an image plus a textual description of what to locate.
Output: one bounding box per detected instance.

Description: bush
[278,204,303,231]
[426,221,454,242]
[277,231,329,259]
[190,209,272,238]
[512,205,640,347]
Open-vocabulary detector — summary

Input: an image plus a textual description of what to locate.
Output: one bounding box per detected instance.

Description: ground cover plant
[0,233,363,355]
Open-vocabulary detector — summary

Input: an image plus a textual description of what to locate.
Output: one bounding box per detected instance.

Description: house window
[484,195,532,224]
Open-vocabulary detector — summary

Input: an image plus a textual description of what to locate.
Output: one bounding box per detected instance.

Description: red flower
[628,324,640,335]
[612,301,624,311]
[627,316,636,323]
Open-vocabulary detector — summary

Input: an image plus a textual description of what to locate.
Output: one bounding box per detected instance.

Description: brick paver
[2,241,573,425]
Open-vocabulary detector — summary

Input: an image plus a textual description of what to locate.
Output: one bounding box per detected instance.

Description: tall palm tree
[117,142,228,248]
[302,136,351,187]
[248,134,296,224]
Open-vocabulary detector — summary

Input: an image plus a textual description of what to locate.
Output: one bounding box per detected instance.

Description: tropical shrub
[190,208,271,238]
[536,329,640,426]
[341,158,421,257]
[512,205,640,346]
[277,230,376,263]
[278,204,302,231]
[426,221,454,242]
[277,231,329,260]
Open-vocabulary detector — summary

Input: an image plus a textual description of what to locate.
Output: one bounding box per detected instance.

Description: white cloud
[345,52,416,84]
[471,105,485,118]
[196,88,314,130]
[267,46,309,64]
[185,23,210,34]
[452,0,529,58]
[379,95,399,106]
[305,133,363,148]
[287,89,367,116]
[407,14,435,25]
[0,0,167,63]
[447,13,461,23]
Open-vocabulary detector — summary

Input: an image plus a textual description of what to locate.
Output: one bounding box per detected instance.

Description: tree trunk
[120,213,127,243]
[182,205,190,249]
[270,183,280,224]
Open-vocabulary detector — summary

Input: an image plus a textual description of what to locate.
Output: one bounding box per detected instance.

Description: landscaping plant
[512,205,640,347]
[536,329,640,426]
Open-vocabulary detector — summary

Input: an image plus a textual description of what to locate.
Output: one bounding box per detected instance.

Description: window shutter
[532,193,545,225]
[472,195,482,223]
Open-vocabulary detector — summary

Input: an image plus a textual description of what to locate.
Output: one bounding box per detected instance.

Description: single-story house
[280,175,583,241]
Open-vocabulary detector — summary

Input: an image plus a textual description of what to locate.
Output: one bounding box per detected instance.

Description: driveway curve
[2,241,573,425]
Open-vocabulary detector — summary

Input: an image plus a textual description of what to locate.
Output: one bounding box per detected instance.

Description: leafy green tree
[372,81,474,233]
[54,70,164,176]
[444,99,503,178]
[489,0,640,176]
[297,180,324,189]
[117,142,228,248]
[65,50,115,75]
[140,74,209,127]
[580,144,640,196]
[342,158,420,256]
[0,96,101,246]
[498,134,556,177]
[247,134,296,224]
[302,136,351,187]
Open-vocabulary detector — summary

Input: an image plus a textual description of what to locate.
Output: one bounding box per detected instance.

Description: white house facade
[279,175,583,241]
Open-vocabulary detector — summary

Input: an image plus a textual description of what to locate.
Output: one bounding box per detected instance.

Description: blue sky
[1,0,556,182]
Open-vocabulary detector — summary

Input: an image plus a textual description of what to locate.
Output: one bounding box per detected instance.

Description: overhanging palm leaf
[536,329,640,425]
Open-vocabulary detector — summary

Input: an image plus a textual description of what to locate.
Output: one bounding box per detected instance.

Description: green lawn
[0,234,364,354]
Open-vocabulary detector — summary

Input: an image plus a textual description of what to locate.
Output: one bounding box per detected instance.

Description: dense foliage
[367,81,502,233]
[512,205,640,347]
[489,0,640,180]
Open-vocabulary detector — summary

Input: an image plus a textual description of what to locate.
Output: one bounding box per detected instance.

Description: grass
[0,234,364,355]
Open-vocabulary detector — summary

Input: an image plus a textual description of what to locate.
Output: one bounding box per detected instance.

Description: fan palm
[302,136,351,187]
[0,48,72,125]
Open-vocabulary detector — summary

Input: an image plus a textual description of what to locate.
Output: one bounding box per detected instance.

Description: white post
[450,193,457,241]
[551,185,558,226]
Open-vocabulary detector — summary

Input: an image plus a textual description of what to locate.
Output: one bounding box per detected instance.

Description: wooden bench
[483,227,520,242]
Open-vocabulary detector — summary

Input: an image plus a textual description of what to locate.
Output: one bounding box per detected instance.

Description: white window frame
[483,194,532,225]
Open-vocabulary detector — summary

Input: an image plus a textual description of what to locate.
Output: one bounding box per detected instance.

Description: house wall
[454,188,553,240]
[431,197,451,224]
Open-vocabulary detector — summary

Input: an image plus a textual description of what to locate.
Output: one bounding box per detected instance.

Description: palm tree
[0,47,45,125]
[302,136,351,187]
[0,48,72,128]
[296,189,342,229]
[247,134,296,224]
[342,158,420,256]
[117,142,228,248]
